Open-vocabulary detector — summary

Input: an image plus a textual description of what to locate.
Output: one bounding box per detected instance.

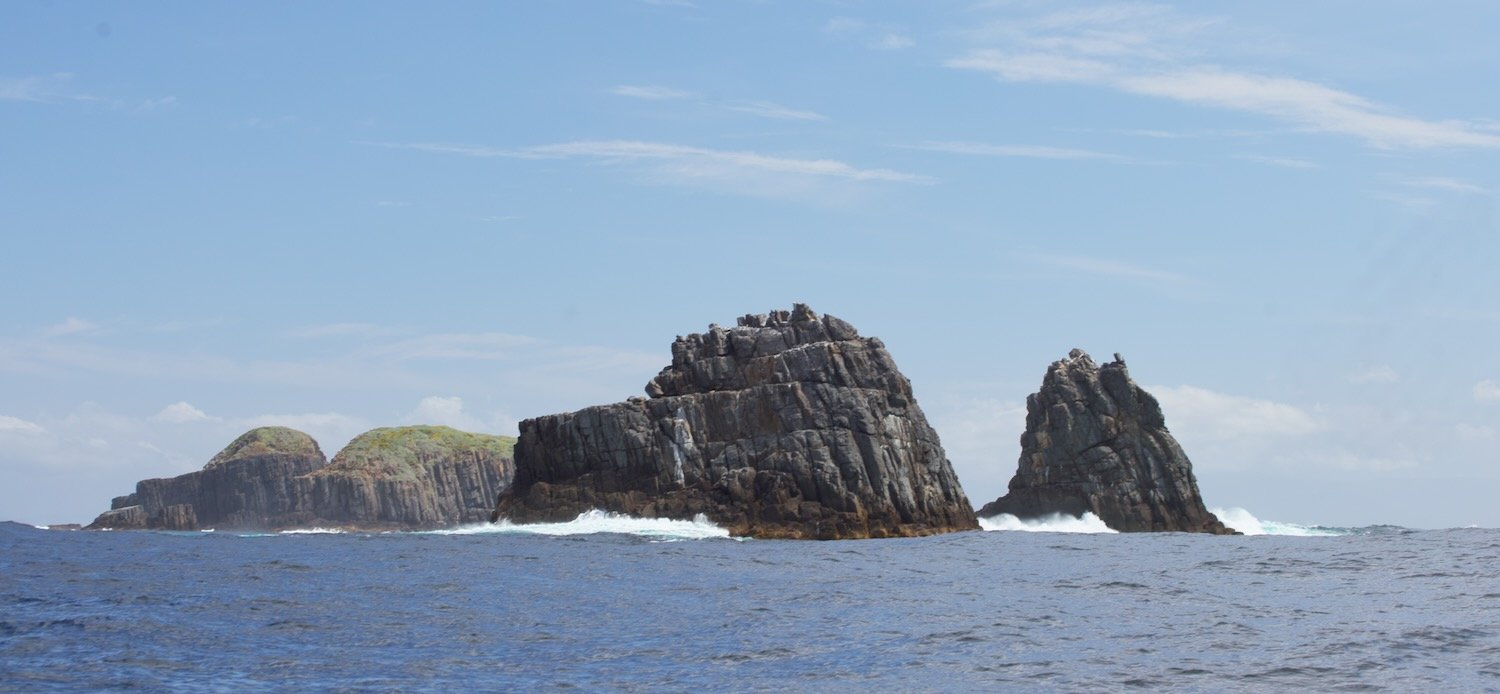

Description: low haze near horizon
[3,1,1497,528]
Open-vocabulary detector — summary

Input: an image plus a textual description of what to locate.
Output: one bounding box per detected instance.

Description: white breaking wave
[979,512,1118,534]
[277,527,347,535]
[428,509,734,541]
[1211,507,1342,536]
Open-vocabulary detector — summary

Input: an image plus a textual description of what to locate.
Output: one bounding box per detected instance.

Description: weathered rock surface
[88,425,515,530]
[493,304,978,539]
[978,349,1235,534]
[87,427,327,530]
[296,426,515,528]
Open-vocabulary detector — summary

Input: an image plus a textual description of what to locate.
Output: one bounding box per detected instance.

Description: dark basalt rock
[978,349,1235,534]
[493,304,978,540]
[87,427,326,531]
[296,426,515,528]
[87,425,515,530]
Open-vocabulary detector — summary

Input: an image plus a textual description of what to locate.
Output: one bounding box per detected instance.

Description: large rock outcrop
[87,425,515,530]
[978,349,1235,534]
[87,427,327,530]
[296,426,515,528]
[493,304,978,539]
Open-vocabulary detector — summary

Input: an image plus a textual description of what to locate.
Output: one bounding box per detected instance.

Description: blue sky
[3,1,1498,528]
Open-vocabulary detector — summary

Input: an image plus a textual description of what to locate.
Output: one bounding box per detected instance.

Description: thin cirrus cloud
[948,5,1500,150]
[1400,177,1488,195]
[610,84,829,121]
[361,140,931,184]
[1235,154,1319,169]
[1020,252,1194,285]
[905,140,1132,162]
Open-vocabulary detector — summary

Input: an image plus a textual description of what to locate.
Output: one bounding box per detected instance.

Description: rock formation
[87,425,515,530]
[978,349,1235,534]
[296,426,515,528]
[493,304,978,539]
[87,427,327,530]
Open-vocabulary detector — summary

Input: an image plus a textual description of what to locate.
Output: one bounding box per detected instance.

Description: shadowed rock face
[88,427,327,530]
[979,350,1235,534]
[493,304,978,540]
[87,425,515,530]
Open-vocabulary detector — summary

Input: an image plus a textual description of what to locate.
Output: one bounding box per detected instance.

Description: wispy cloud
[287,323,391,339]
[611,84,697,101]
[2,73,175,111]
[363,139,932,185]
[0,415,45,434]
[610,84,828,121]
[1236,154,1319,169]
[1401,177,1488,195]
[152,401,220,424]
[906,140,1131,161]
[1349,365,1400,384]
[1475,380,1500,403]
[1021,252,1194,284]
[43,317,97,337]
[873,33,915,51]
[949,5,1500,150]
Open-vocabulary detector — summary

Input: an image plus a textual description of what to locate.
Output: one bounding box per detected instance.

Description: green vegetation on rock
[318,425,516,481]
[205,426,324,469]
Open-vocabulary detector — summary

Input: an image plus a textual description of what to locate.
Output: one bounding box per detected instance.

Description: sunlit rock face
[979,350,1235,535]
[494,304,979,540]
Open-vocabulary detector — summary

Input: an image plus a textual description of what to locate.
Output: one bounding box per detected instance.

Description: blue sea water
[2,513,1498,691]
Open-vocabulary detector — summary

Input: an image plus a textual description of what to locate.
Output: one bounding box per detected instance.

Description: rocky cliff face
[978,350,1235,534]
[493,304,978,539]
[298,426,515,528]
[87,427,327,530]
[87,425,515,530]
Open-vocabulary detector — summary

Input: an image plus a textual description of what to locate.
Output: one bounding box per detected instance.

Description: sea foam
[427,509,735,542]
[978,512,1118,533]
[1211,507,1344,536]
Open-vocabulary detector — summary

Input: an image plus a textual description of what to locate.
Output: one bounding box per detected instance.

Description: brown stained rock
[979,350,1236,534]
[493,304,979,540]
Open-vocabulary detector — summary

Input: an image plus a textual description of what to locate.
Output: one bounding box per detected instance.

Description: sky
[3,1,1498,529]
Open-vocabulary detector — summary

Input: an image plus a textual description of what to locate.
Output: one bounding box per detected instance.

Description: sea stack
[87,426,327,530]
[493,304,978,539]
[978,349,1235,534]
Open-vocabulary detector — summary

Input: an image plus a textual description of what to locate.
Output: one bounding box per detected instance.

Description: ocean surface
[3,510,1497,691]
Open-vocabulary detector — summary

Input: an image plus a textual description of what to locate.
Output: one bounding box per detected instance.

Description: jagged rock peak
[205,426,324,469]
[979,349,1235,535]
[647,304,875,399]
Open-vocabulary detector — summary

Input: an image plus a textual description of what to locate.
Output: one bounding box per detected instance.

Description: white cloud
[721,100,829,122]
[369,332,542,361]
[43,317,97,337]
[1236,154,1319,169]
[1022,252,1193,284]
[152,401,219,424]
[362,139,932,187]
[0,415,45,434]
[1401,177,1488,195]
[1475,380,1500,403]
[1349,365,1400,384]
[874,33,915,50]
[1456,423,1495,441]
[824,17,866,34]
[948,6,1500,150]
[908,140,1130,161]
[610,84,696,100]
[926,397,1028,505]
[1151,385,1322,442]
[402,396,497,433]
[287,323,388,339]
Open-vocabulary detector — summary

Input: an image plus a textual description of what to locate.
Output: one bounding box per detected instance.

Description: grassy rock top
[205,426,325,469]
[318,425,516,481]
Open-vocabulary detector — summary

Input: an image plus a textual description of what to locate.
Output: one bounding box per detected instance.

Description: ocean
[2,511,1497,691]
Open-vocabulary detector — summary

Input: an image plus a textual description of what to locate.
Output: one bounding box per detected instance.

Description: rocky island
[979,349,1235,534]
[492,304,979,539]
[87,425,514,531]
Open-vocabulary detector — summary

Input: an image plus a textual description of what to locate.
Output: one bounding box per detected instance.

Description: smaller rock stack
[979,349,1235,534]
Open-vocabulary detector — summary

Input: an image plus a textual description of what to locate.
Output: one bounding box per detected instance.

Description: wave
[978,512,1118,534]
[426,510,735,542]
[1209,507,1387,536]
[276,527,347,535]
